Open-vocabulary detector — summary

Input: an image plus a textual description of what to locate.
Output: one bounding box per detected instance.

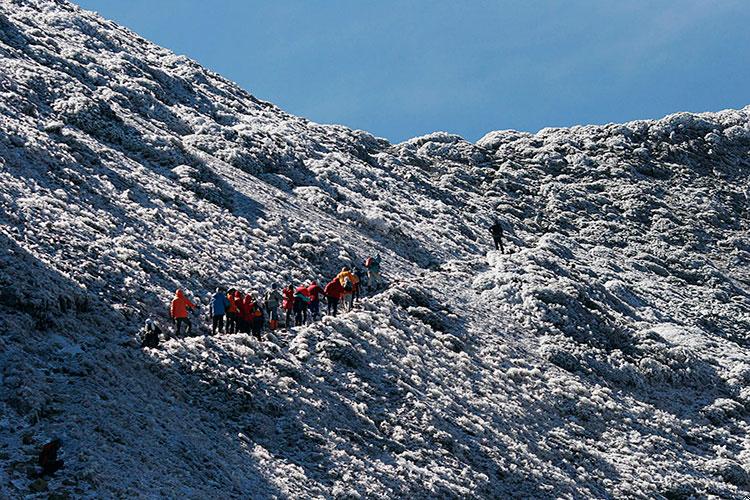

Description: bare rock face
[1,1,749,499]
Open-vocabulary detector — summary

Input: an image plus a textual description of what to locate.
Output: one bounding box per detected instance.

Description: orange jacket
[170,289,196,319]
[227,293,239,314]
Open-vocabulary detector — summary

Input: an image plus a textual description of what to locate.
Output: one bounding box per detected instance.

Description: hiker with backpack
[490,220,505,253]
[307,280,324,322]
[324,277,345,317]
[264,284,282,331]
[364,255,382,291]
[170,289,196,337]
[335,267,356,311]
[294,285,311,326]
[209,287,230,335]
[141,319,161,348]
[282,284,295,329]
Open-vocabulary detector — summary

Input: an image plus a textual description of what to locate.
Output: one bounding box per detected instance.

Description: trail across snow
[1,0,750,498]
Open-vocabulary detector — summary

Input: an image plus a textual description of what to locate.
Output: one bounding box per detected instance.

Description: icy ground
[1,0,750,498]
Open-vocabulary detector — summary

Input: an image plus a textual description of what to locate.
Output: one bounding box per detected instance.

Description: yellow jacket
[336,271,357,287]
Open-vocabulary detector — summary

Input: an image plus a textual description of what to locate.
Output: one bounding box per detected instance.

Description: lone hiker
[170,289,196,337]
[38,439,63,477]
[490,220,505,253]
[209,287,230,335]
[364,255,382,291]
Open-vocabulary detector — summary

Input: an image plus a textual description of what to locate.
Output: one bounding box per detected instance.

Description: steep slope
[1,1,750,498]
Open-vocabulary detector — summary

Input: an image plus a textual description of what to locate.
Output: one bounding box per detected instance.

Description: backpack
[343,277,353,292]
[265,290,280,308]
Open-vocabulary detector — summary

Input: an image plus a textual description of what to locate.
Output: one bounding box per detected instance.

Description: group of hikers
[140,221,507,348]
[142,255,382,347]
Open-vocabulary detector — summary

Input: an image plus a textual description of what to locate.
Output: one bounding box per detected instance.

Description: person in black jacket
[38,439,64,476]
[141,319,161,348]
[489,220,505,253]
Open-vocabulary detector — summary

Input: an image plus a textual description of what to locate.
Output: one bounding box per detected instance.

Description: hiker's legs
[175,317,187,336]
[252,320,262,340]
[368,271,380,290]
[330,298,339,317]
[285,309,292,328]
[269,308,278,330]
[309,301,319,321]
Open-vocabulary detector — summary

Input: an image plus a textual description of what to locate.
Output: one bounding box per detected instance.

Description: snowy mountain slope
[1,0,750,498]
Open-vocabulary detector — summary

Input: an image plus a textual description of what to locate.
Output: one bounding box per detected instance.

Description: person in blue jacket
[209,287,230,335]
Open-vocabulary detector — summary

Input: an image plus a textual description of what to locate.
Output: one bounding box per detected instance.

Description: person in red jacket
[170,289,196,337]
[239,293,256,334]
[324,278,344,317]
[307,281,324,322]
[282,284,295,329]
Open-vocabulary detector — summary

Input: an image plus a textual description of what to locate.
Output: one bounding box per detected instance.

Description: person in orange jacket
[170,289,196,337]
[226,288,240,334]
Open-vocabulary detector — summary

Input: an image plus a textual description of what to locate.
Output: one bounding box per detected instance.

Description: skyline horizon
[74,0,750,143]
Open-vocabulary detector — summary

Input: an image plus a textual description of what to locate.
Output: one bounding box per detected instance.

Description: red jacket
[239,295,256,322]
[282,287,295,310]
[307,283,323,302]
[324,278,345,300]
[170,290,195,319]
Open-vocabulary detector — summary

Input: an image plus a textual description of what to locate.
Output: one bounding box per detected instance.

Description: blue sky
[75,1,750,143]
